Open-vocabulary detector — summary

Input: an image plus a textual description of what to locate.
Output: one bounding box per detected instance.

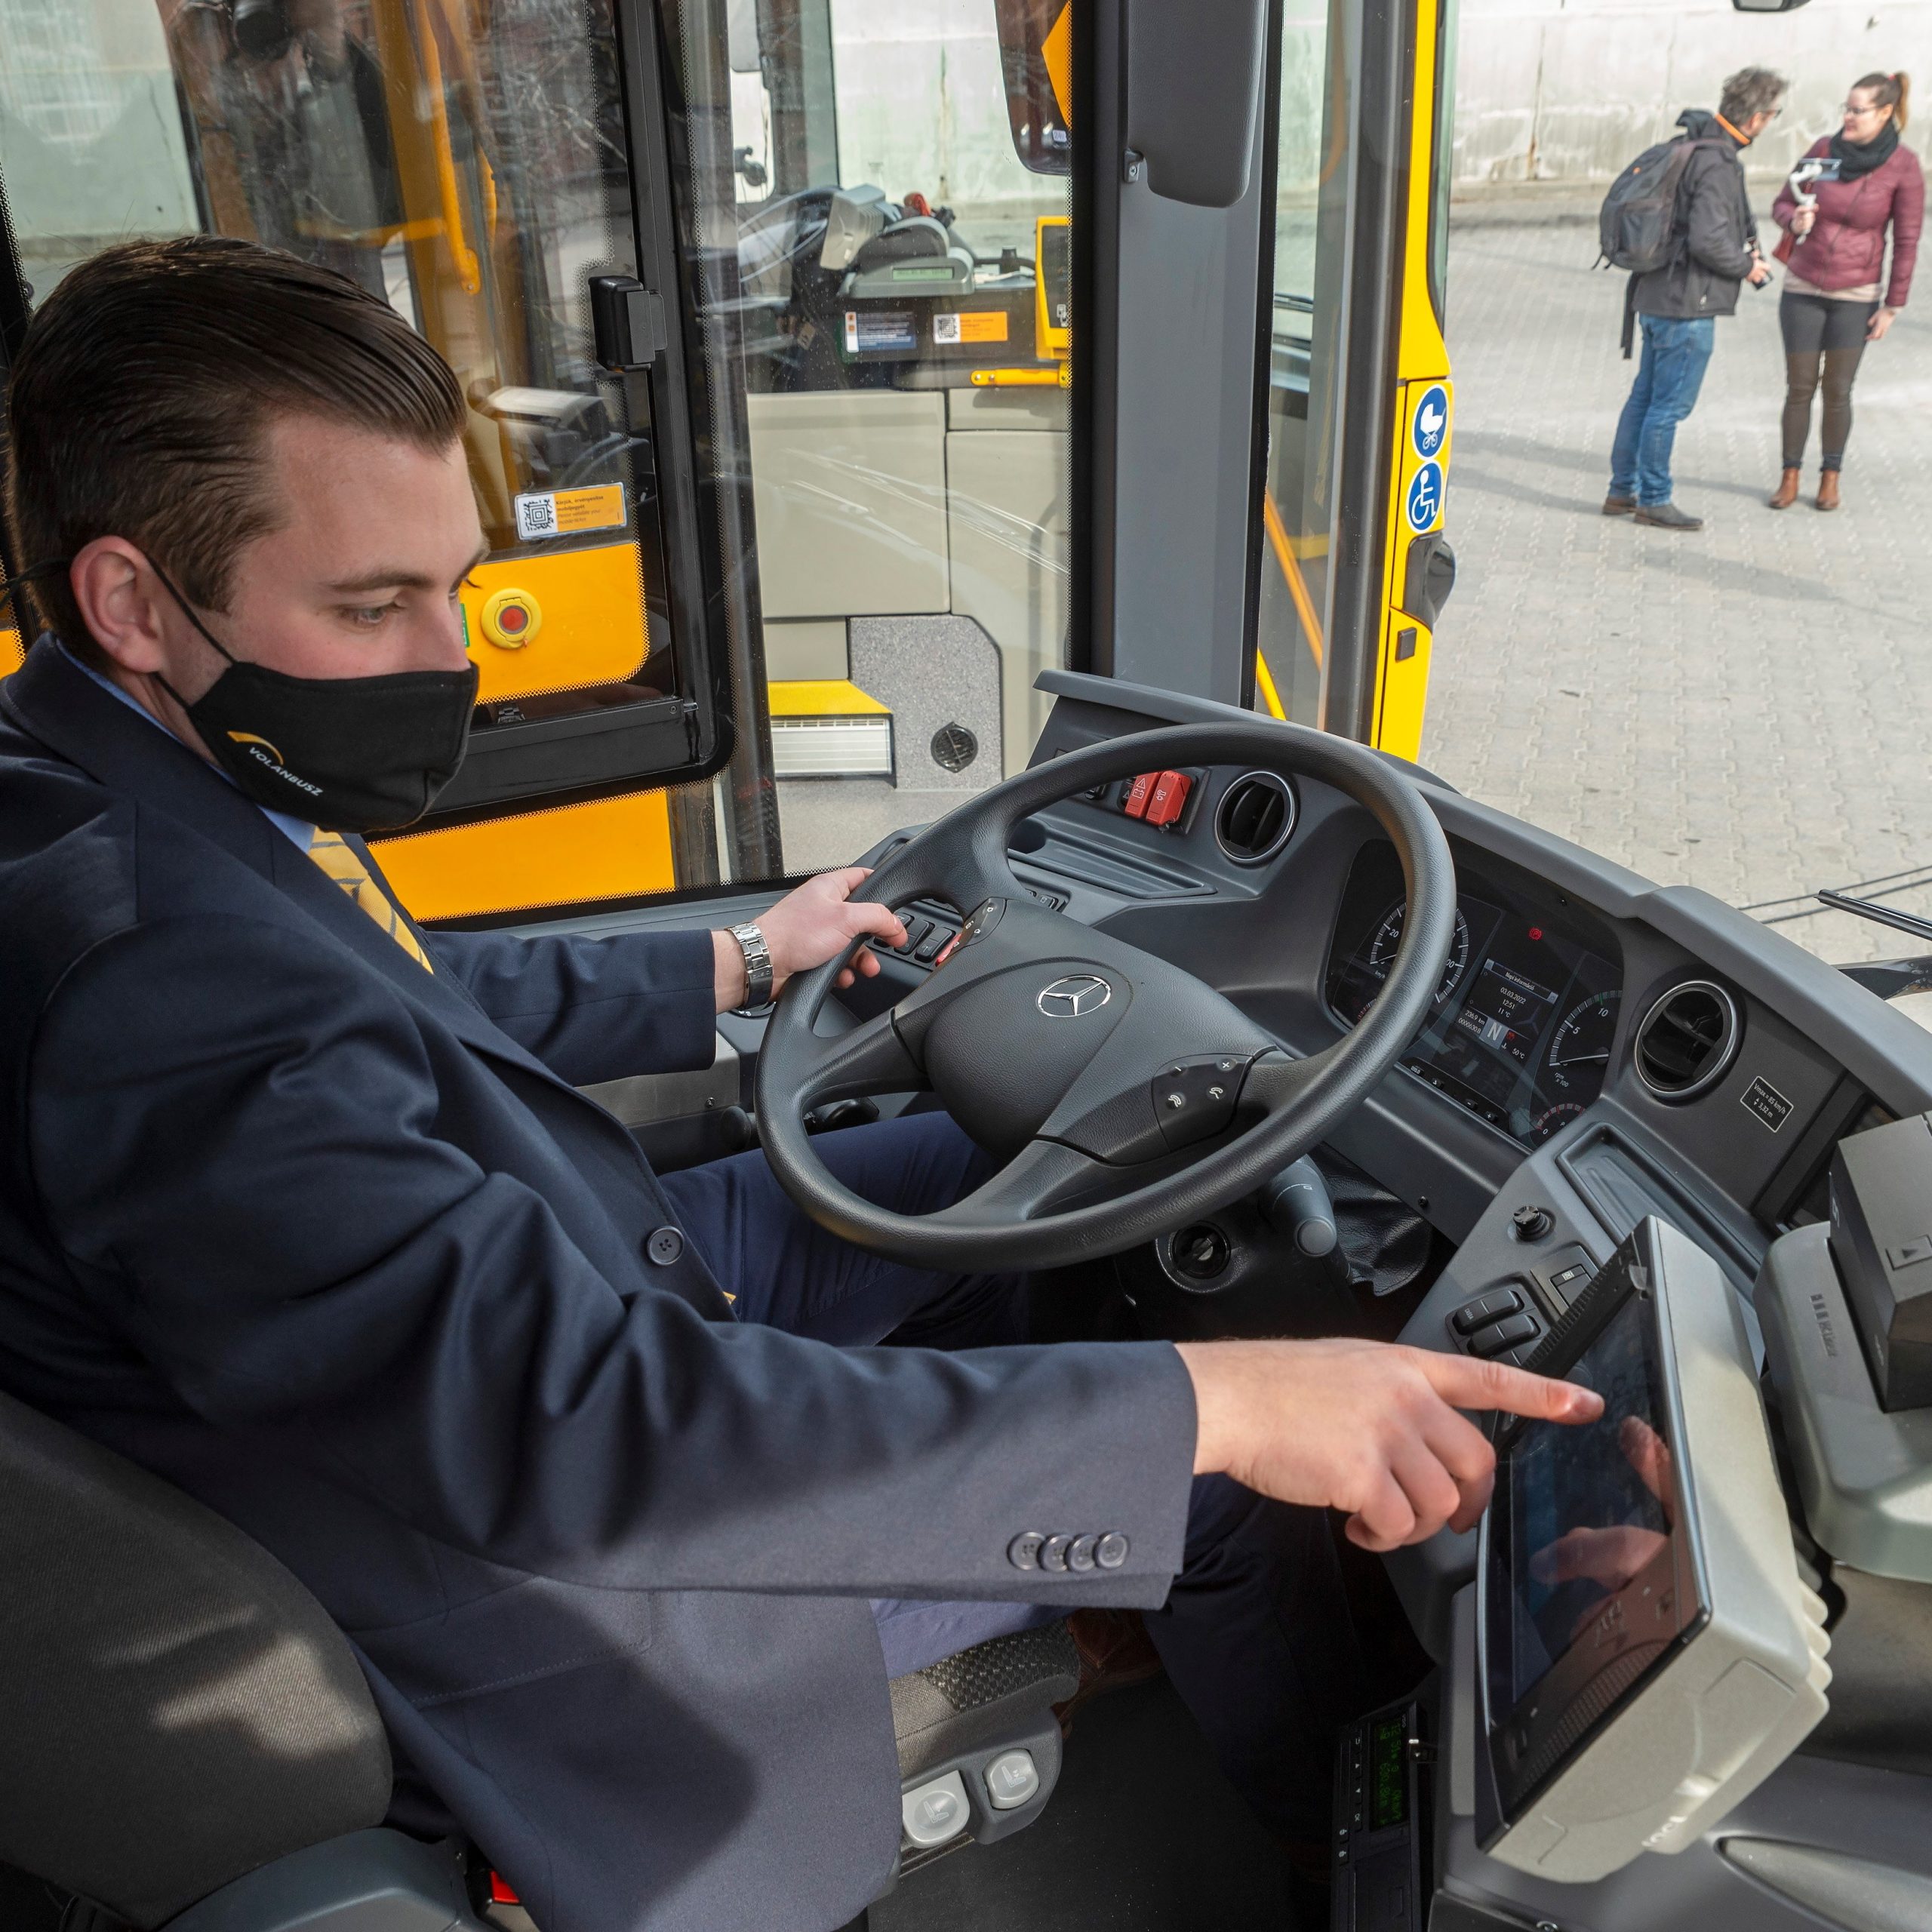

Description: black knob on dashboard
[1259,1158,1339,1258]
[1510,1204,1555,1242]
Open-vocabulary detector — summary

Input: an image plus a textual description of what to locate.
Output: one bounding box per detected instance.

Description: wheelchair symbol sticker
[1406,461,1444,531]
[1412,383,1449,460]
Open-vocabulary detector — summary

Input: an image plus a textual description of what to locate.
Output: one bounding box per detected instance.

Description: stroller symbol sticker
[1413,384,1449,459]
[1406,462,1444,531]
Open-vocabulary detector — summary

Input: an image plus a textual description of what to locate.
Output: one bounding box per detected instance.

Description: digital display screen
[1496,1294,1676,1712]
[1369,1715,1408,1831]
[1480,1247,1706,1817]
[1324,844,1622,1146]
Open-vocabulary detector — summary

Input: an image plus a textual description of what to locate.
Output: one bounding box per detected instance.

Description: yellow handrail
[412,0,481,294]
[1254,647,1287,721]
[1262,488,1324,666]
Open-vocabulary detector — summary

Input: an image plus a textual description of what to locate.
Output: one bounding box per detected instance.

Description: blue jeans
[1610,313,1716,506]
[660,1112,1369,1837]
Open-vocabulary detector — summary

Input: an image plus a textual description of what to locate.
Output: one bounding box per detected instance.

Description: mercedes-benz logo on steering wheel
[1037,974,1112,1020]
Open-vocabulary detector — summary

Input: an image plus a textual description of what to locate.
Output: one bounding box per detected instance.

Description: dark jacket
[1772,134,1924,309]
[1633,110,1758,320]
[0,643,1196,1932]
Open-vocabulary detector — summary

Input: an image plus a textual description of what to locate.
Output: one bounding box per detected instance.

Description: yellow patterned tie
[306,832,434,973]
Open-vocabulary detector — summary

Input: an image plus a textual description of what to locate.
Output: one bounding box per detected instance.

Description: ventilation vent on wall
[1633,981,1741,1101]
[1214,772,1297,865]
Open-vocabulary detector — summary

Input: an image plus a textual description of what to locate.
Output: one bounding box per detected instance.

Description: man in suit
[0,238,1596,1932]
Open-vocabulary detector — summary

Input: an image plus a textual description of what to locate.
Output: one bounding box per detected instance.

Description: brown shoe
[1053,1607,1164,1737]
[1816,470,1841,512]
[1602,494,1636,516]
[1768,466,1801,509]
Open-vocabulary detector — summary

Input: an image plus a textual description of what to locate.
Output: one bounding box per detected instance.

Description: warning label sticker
[513,485,626,542]
[842,310,918,354]
[933,310,1010,346]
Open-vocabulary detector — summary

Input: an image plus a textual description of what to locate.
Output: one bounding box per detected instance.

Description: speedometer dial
[1547,990,1620,1092]
[1368,902,1470,1007]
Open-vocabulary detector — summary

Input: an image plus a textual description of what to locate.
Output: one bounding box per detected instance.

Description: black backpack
[1598,134,1726,273]
[1599,134,1728,355]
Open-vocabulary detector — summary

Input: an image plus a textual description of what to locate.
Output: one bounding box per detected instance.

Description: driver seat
[0,1390,1077,1930]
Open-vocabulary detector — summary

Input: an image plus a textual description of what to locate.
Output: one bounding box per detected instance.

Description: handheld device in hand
[1473,1219,1830,1882]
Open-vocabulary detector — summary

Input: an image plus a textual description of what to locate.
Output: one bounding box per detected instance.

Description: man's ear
[69,538,174,675]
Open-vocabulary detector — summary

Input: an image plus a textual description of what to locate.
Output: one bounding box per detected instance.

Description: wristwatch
[729,921,774,1011]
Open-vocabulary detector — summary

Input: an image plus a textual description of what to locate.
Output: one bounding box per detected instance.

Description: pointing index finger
[1417,1349,1604,1425]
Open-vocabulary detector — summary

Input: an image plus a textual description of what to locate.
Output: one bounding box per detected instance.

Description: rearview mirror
[1730,0,1811,12]
[992,0,1073,175]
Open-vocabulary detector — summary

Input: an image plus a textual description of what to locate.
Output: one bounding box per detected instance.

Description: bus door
[0,0,730,919]
[1252,0,1457,760]
[651,0,1079,876]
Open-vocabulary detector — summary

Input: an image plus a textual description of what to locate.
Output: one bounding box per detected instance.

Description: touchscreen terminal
[1481,1244,1708,1823]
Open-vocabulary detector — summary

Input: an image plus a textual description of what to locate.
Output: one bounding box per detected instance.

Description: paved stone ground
[1423,206,1932,964]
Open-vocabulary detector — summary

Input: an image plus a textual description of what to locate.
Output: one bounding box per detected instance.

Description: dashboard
[1324,844,1622,1148]
[533,667,1932,1291]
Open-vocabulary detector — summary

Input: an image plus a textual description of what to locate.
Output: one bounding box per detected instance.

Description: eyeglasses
[1844,100,1883,115]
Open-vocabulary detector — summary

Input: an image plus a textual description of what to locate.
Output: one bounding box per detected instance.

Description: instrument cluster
[1325,844,1623,1147]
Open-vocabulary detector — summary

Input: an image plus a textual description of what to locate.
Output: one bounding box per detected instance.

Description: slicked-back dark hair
[4,235,466,649]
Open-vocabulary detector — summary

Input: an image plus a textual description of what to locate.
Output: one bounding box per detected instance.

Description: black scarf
[1830,118,1900,180]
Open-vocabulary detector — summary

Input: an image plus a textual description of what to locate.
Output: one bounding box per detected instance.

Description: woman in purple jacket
[1770,72,1922,509]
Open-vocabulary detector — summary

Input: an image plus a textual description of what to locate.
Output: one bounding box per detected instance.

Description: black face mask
[152,568,478,834]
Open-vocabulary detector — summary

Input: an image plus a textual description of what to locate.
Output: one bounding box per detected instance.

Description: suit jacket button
[1039,1534,1072,1572]
[1008,1531,1045,1571]
[646,1227,685,1266]
[1096,1532,1129,1570]
[1067,1534,1099,1572]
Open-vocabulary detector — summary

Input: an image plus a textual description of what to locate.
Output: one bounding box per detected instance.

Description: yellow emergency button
[480,587,542,649]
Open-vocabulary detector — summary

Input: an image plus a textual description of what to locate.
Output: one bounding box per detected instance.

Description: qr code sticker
[932,313,961,345]
[515,493,558,540]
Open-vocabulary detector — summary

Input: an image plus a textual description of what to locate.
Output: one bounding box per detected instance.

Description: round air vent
[1634,981,1740,1100]
[1214,771,1297,865]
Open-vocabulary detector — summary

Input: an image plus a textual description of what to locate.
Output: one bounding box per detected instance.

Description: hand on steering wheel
[755,718,1460,1271]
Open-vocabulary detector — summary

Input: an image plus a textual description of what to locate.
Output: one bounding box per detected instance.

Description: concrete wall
[1453,0,1932,188]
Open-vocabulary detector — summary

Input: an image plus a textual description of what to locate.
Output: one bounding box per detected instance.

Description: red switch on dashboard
[1143,769,1192,827]
[1122,772,1158,819]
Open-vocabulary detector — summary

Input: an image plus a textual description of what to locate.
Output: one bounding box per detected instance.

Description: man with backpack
[1602,67,1788,530]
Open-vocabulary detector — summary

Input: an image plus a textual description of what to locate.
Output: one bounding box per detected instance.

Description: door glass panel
[665,0,1075,877]
[0,0,686,814]
[1255,0,1350,727]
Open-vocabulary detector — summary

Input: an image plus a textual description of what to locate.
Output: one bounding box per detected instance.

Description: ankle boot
[1817,470,1841,512]
[1768,467,1801,509]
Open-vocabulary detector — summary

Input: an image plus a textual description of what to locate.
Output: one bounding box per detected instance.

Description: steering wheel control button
[1037,974,1112,1020]
[958,898,1006,946]
[1472,1311,1540,1357]
[1450,1287,1524,1335]
[1096,1532,1129,1569]
[985,1749,1041,1810]
[1149,1054,1251,1149]
[1510,1204,1555,1242]
[1142,769,1193,828]
[1039,1534,1074,1572]
[1007,1531,1045,1571]
[645,1227,685,1266]
[901,1772,971,1848]
[1066,1533,1099,1571]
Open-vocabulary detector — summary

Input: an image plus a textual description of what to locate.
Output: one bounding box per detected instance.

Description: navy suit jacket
[0,642,1197,1932]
